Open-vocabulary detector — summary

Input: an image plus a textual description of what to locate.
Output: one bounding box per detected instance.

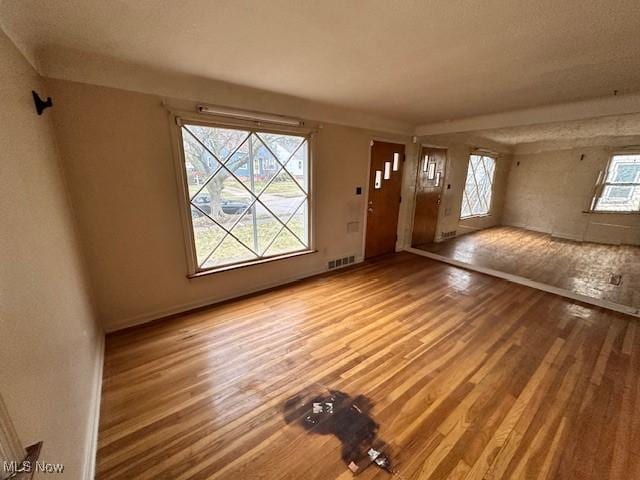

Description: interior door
[411,147,447,246]
[365,141,405,258]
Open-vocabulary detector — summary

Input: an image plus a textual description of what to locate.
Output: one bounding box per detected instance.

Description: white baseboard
[105,263,353,333]
[84,331,105,480]
[405,247,640,318]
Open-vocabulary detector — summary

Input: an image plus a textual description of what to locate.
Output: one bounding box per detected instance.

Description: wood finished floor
[416,226,640,310]
[97,253,640,480]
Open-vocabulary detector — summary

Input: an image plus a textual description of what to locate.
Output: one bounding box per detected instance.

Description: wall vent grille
[328,255,356,270]
[441,230,457,239]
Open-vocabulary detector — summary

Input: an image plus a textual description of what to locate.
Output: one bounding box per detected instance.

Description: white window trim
[590,152,640,214]
[169,112,317,277]
[460,154,496,220]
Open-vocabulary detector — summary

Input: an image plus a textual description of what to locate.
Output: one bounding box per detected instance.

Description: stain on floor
[283,388,394,475]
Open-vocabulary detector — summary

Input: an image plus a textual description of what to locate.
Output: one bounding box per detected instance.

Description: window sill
[460,213,492,220]
[187,249,318,279]
[583,210,640,215]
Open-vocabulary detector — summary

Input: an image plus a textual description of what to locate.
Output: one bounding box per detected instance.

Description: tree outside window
[180,124,310,270]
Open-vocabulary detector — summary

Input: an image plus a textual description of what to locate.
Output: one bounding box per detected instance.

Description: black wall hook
[32,90,53,115]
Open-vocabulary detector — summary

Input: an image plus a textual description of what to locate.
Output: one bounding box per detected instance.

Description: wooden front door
[411,147,447,246]
[365,141,405,258]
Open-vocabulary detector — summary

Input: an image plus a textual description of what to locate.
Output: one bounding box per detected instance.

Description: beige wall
[35,46,412,135]
[46,79,411,331]
[0,30,102,479]
[503,146,640,245]
[415,136,512,242]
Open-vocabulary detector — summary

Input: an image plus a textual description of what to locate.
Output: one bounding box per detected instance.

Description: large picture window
[593,154,640,212]
[178,122,310,272]
[460,154,496,219]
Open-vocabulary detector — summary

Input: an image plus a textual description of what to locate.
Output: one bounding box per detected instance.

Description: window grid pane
[460,155,496,219]
[181,124,310,270]
[595,154,640,212]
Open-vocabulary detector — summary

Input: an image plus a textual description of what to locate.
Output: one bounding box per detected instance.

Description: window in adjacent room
[460,154,496,219]
[593,154,640,212]
[178,122,311,272]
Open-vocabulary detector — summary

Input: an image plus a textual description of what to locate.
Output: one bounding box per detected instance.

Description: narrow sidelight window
[374,170,382,189]
[427,162,436,180]
[384,162,391,180]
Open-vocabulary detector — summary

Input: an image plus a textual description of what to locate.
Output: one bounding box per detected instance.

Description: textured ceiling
[2,0,640,124]
[471,113,640,145]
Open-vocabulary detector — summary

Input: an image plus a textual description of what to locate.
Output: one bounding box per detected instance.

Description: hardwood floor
[97,253,640,480]
[415,226,640,311]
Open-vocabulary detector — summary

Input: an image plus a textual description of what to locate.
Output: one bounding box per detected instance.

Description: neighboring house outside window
[177,122,311,273]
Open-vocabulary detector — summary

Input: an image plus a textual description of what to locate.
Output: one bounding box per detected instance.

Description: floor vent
[609,274,622,286]
[328,255,356,270]
[441,230,457,239]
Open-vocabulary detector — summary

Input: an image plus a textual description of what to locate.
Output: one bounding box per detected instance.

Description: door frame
[361,136,408,259]
[409,143,450,245]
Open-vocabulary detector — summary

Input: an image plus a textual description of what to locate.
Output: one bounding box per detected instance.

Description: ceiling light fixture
[196,104,303,127]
